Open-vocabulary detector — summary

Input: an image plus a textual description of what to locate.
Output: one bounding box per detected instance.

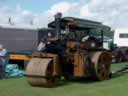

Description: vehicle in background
[0,27,54,69]
[113,28,128,62]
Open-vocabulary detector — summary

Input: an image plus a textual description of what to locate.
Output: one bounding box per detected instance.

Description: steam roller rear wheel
[92,52,112,80]
[26,58,59,87]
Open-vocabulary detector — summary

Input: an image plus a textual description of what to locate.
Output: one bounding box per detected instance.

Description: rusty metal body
[66,41,111,80]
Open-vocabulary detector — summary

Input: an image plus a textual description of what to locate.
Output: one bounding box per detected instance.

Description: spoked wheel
[93,52,112,80]
[26,58,60,87]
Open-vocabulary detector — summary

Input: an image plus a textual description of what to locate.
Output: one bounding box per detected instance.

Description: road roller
[26,13,112,87]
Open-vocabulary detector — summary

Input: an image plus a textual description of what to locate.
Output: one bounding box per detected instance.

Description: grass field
[0,62,128,96]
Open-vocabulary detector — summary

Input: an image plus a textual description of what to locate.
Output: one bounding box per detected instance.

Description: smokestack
[55,13,62,38]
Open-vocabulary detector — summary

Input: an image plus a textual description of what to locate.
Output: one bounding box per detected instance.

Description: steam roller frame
[91,51,112,80]
[26,53,61,87]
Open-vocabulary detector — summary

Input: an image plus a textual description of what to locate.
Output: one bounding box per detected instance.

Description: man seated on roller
[38,32,65,59]
[37,32,59,52]
[46,32,65,58]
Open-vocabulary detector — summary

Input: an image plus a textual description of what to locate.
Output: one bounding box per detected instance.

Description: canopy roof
[48,17,102,30]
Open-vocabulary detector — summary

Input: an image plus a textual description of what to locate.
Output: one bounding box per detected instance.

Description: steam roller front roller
[92,51,112,80]
[26,58,60,87]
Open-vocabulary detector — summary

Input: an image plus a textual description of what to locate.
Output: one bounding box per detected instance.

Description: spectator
[0,44,7,79]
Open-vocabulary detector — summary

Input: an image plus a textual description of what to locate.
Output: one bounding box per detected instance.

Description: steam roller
[25,13,112,87]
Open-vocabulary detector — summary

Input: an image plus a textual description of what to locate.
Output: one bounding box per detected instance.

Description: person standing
[0,44,7,79]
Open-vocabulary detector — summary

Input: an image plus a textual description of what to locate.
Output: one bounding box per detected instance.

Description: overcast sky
[0,0,127,29]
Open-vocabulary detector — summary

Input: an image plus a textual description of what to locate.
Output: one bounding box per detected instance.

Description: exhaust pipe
[55,13,62,38]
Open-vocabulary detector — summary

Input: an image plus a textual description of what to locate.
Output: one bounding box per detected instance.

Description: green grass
[111,62,128,72]
[0,62,128,96]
